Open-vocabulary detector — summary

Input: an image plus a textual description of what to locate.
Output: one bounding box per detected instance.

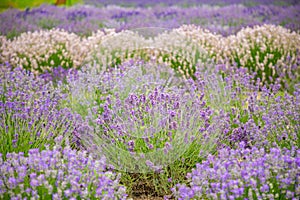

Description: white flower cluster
[0,29,111,74]
[1,25,299,80]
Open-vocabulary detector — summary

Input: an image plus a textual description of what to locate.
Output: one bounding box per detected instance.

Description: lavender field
[0,0,299,199]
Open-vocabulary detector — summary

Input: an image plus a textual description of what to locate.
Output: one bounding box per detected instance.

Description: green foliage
[17,45,74,73]
[0,0,83,10]
[0,113,56,160]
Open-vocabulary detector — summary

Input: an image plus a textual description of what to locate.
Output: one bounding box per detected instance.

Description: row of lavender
[1,25,299,90]
[83,0,300,7]
[0,3,300,38]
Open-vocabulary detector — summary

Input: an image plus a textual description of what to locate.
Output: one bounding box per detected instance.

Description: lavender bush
[178,24,300,90]
[225,25,300,90]
[193,64,300,149]
[0,64,79,158]
[0,143,127,199]
[169,61,300,199]
[0,65,127,199]
[92,27,209,77]
[61,60,222,195]
[0,29,89,73]
[172,144,300,200]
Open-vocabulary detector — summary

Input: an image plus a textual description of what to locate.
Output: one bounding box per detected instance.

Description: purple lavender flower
[0,65,84,158]
[172,145,300,199]
[1,3,300,38]
[0,145,127,199]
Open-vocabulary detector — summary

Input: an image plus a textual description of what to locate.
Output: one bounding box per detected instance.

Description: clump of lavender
[92,28,208,79]
[228,77,300,150]
[0,65,82,158]
[0,29,89,74]
[63,60,221,196]
[178,24,300,91]
[86,85,218,196]
[170,64,300,199]
[91,86,212,169]
[172,143,300,200]
[0,141,127,199]
[191,63,299,150]
[78,62,216,168]
[225,25,300,90]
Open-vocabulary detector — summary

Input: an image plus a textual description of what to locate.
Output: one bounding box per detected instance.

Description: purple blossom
[172,145,300,199]
[0,146,127,199]
[1,3,300,38]
[0,66,85,157]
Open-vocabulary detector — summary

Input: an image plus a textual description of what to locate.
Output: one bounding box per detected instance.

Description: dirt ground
[128,196,168,200]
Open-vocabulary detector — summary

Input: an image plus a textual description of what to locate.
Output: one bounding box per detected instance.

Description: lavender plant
[225,25,300,90]
[60,59,223,196]
[0,65,127,199]
[92,27,209,79]
[0,141,127,199]
[0,29,89,74]
[172,144,300,200]
[193,63,300,150]
[178,24,300,91]
[0,65,80,159]
[86,86,218,196]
